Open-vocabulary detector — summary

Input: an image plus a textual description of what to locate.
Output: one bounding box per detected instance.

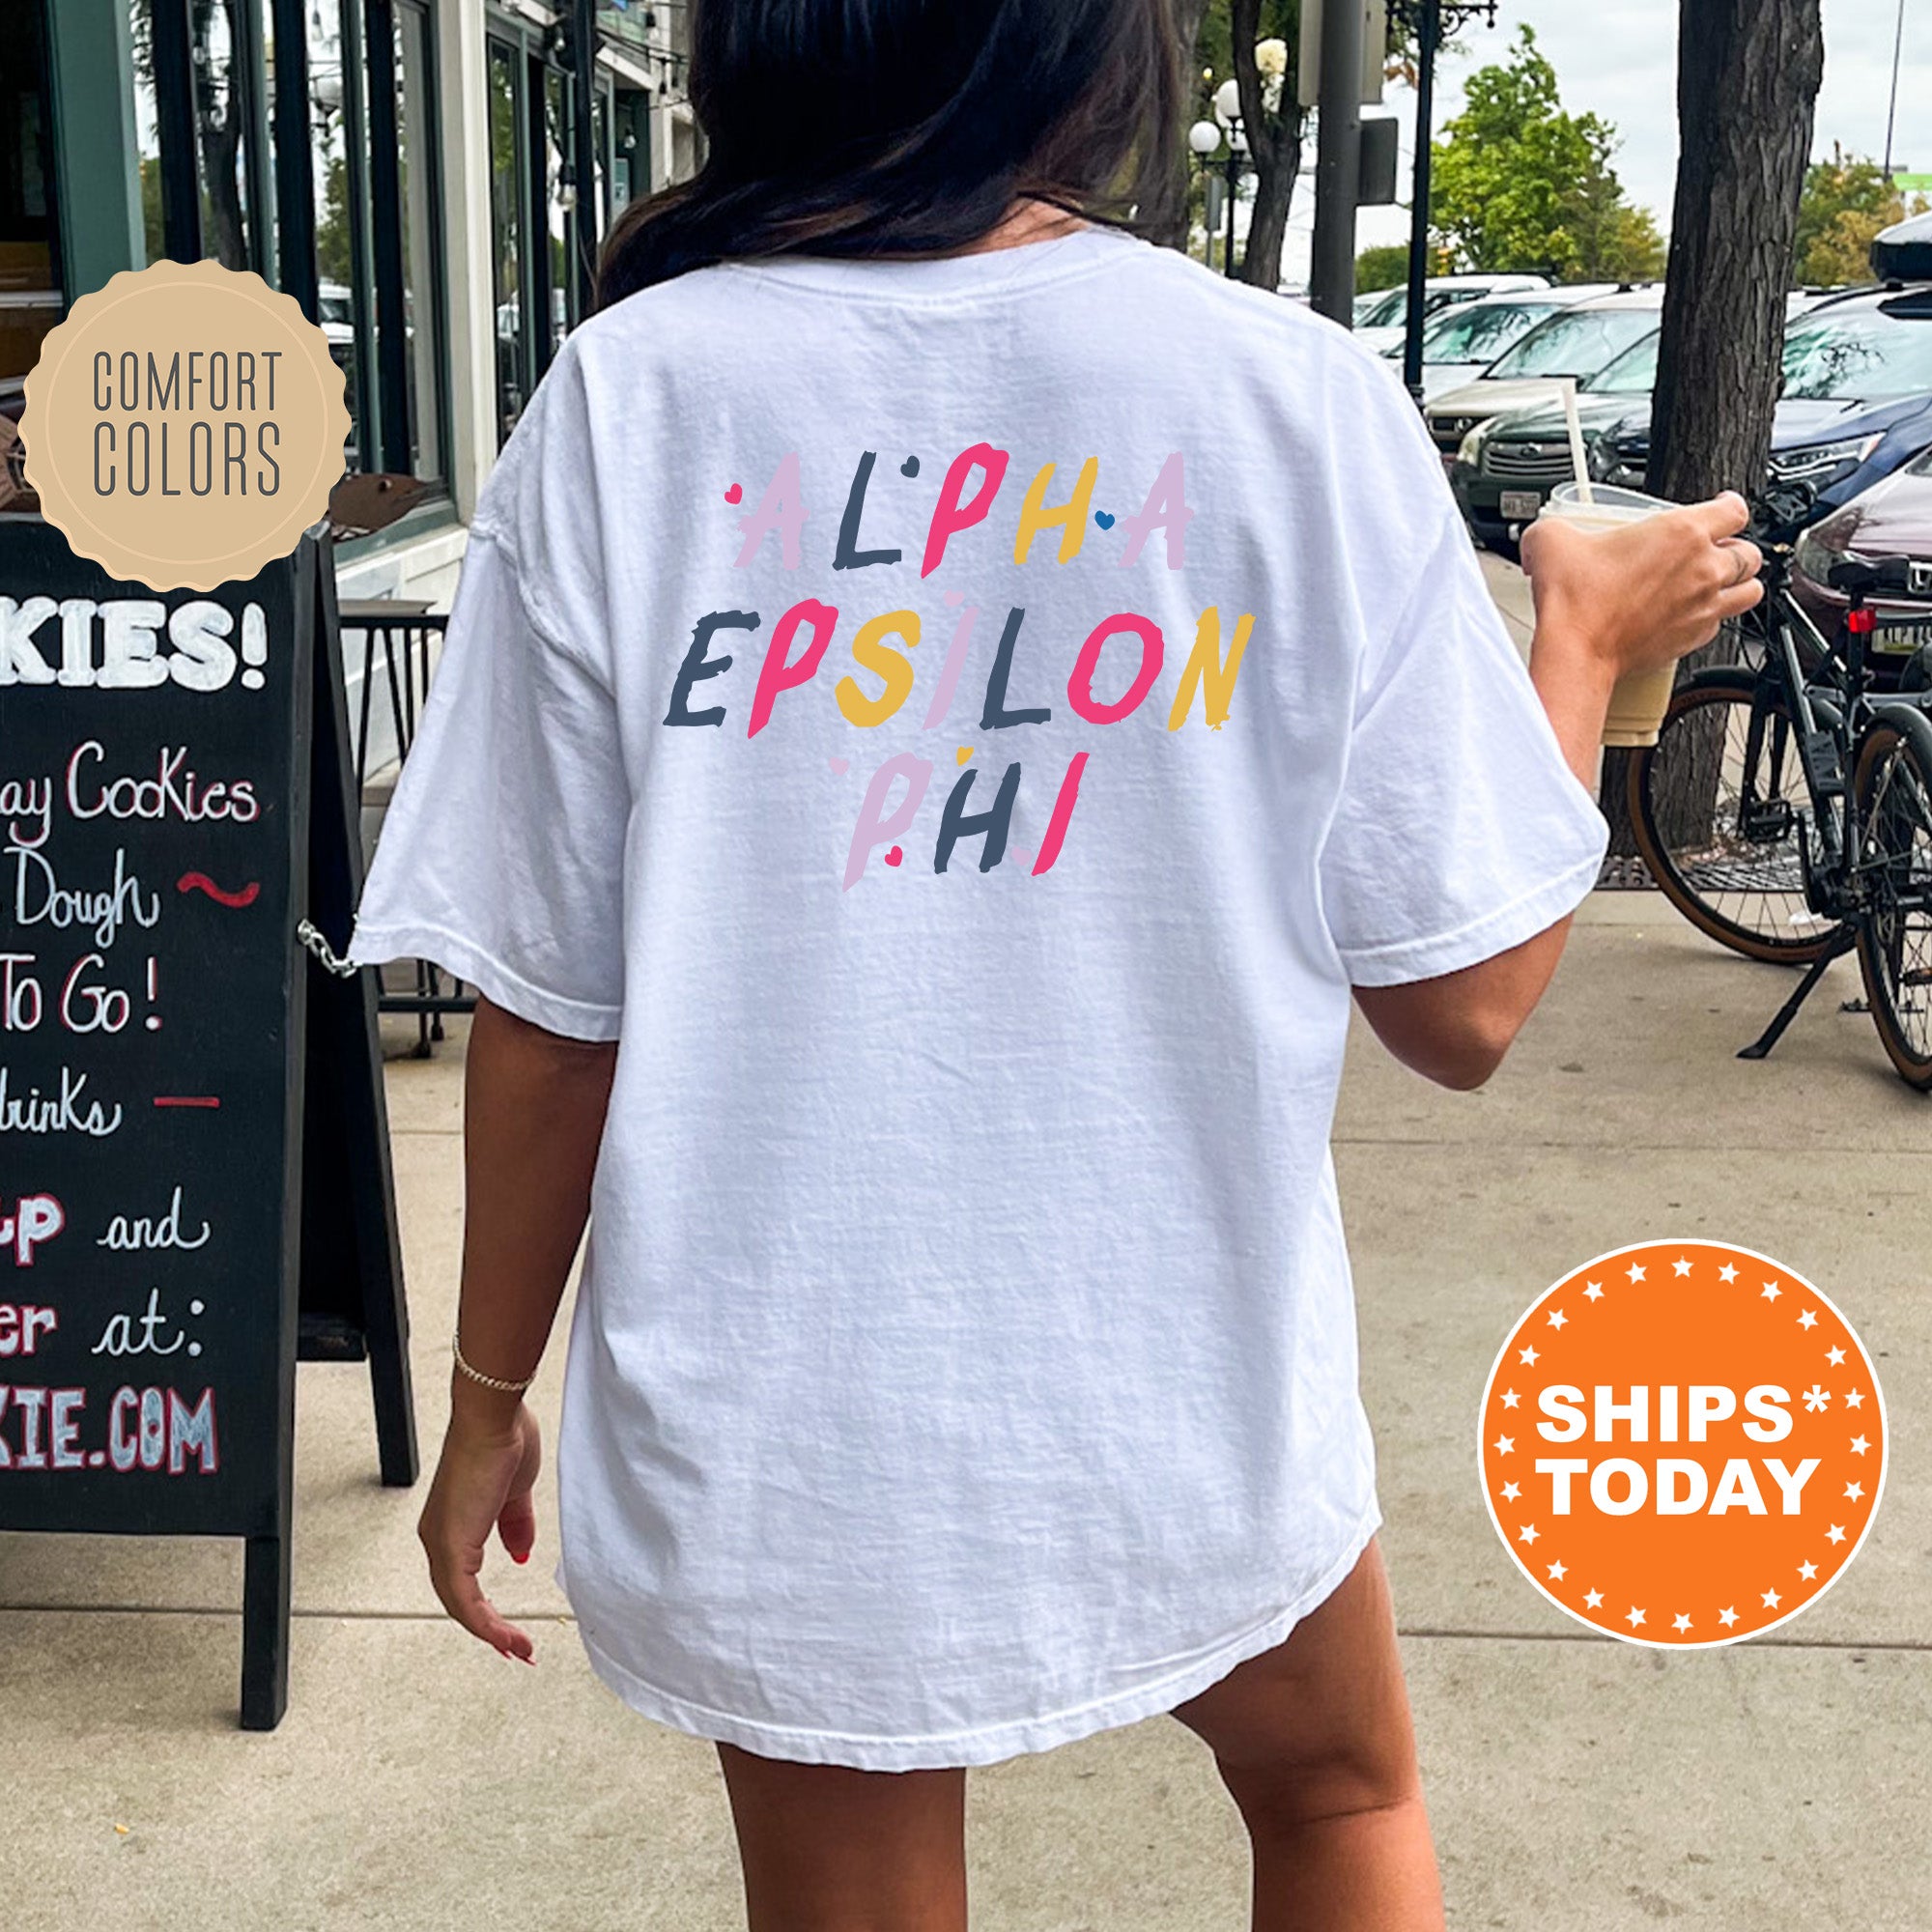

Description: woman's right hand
[418,1394,543,1663]
[1518,491,1767,684]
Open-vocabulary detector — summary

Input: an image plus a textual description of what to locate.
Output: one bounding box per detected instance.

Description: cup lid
[1546,481,1673,516]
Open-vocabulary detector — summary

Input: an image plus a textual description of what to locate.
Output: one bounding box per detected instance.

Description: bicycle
[1625,483,1932,1090]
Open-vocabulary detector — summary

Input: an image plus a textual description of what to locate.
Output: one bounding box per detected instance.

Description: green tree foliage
[1429,27,1665,282]
[1354,242,1410,291]
[316,156,354,288]
[1794,146,1931,286]
[1185,1,1461,279]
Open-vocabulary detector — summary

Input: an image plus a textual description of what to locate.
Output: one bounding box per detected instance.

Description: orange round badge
[1480,1241,1886,1647]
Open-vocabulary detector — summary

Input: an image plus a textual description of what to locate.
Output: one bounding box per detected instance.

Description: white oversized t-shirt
[351,224,1607,1770]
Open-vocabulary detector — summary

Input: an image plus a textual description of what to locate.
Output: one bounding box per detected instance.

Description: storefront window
[129,3,164,264]
[487,39,525,446]
[543,66,570,360]
[127,0,268,270]
[0,0,61,397]
[486,24,583,446]
[393,0,441,478]
[189,0,258,270]
[268,0,440,484]
[306,0,365,468]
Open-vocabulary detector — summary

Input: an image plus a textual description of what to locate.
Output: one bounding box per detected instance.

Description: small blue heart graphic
[1094,510,1116,529]
[900,455,921,477]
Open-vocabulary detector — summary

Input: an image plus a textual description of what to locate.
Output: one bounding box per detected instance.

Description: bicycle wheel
[1853,714,1932,1091]
[1627,673,1836,964]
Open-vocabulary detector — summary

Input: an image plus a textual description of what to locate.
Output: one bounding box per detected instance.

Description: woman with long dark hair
[352,3,1761,1924]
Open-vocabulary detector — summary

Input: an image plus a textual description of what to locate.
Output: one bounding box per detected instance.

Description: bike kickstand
[1738,928,1859,1062]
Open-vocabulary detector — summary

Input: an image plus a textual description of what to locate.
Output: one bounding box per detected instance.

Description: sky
[1278,0,1929,283]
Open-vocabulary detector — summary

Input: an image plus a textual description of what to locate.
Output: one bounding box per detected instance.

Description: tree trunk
[193,0,249,270]
[1231,0,1303,290]
[1239,123,1302,290]
[1153,0,1214,252]
[1613,0,1823,854]
[1649,0,1823,505]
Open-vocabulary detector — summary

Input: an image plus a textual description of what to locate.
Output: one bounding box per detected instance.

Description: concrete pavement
[5,893,1926,1929]
[5,522,1929,1932]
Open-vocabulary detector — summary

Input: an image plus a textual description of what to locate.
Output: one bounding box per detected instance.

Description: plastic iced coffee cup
[1538,481,1678,749]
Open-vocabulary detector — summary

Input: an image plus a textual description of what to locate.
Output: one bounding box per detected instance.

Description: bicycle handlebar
[1747,479,1819,551]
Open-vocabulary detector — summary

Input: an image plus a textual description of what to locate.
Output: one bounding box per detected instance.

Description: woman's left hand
[417,1397,543,1662]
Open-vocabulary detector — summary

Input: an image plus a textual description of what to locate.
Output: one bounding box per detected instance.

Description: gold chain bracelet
[452,1331,537,1393]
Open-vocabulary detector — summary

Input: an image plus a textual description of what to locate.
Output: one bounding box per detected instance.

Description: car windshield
[1781,309,1932,400]
[1583,330,1662,395]
[1412,300,1562,366]
[1359,287,1408,328]
[1358,285,1491,330]
[1487,306,1661,380]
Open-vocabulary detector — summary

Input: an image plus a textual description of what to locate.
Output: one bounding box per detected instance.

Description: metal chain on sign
[297,919,360,980]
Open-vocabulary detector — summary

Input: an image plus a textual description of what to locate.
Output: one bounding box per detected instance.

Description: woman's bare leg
[1170,1539,1444,1932]
[717,1744,968,1932]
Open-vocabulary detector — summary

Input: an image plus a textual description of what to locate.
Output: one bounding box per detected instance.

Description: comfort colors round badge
[20,258,350,593]
[1479,1241,1887,1647]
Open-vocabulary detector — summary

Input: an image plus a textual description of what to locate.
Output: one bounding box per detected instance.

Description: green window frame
[136,0,450,486]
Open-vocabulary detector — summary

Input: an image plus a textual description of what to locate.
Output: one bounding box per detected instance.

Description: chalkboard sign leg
[241,1532,292,1731]
[364,1248,420,1489]
[310,540,420,1489]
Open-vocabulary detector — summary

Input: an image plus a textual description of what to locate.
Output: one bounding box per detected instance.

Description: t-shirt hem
[348,920,623,1042]
[1337,847,1605,989]
[567,1497,1383,1772]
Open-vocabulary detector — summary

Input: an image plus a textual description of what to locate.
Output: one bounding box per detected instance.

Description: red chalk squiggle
[177,872,261,908]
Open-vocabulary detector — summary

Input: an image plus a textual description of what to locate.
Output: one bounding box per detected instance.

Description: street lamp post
[1882,0,1907,181]
[1193,79,1249,280]
[1384,0,1496,407]
[1224,137,1243,278]
[1187,117,1226,270]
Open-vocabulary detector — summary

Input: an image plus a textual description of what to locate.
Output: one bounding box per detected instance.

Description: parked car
[1382,285,1621,400]
[1424,286,1665,463]
[1450,327,1662,548]
[1353,273,1552,354]
[1791,448,1932,683]
[1872,209,1932,282]
[1450,283,1932,552]
[1598,284,1932,519]
[1790,286,1853,320]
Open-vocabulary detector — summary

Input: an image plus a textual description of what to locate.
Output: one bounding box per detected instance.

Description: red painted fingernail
[519,1654,536,1667]
[513,1551,529,1565]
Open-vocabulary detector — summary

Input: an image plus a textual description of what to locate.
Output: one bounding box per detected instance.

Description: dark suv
[1600,284,1932,520]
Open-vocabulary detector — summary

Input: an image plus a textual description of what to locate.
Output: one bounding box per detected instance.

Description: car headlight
[1793,530,1889,589]
[1769,433,1883,483]
[1457,421,1492,466]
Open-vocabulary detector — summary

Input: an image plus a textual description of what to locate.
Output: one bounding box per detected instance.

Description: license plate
[1874,619,1932,656]
[1500,491,1544,522]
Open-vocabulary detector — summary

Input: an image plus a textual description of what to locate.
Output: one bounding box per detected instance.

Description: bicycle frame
[1763,582,1856,909]
[1732,554,1932,1060]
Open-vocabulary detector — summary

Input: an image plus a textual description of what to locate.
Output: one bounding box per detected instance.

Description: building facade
[11,0,700,602]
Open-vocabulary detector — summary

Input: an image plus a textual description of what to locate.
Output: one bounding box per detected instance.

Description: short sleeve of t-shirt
[347,522,629,1039]
[1318,495,1609,989]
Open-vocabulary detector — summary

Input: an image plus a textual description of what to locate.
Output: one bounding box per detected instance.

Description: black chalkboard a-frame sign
[0,517,417,1730]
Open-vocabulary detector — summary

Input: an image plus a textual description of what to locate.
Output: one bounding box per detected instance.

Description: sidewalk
[5,891,1925,1930]
[6,533,1930,1925]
